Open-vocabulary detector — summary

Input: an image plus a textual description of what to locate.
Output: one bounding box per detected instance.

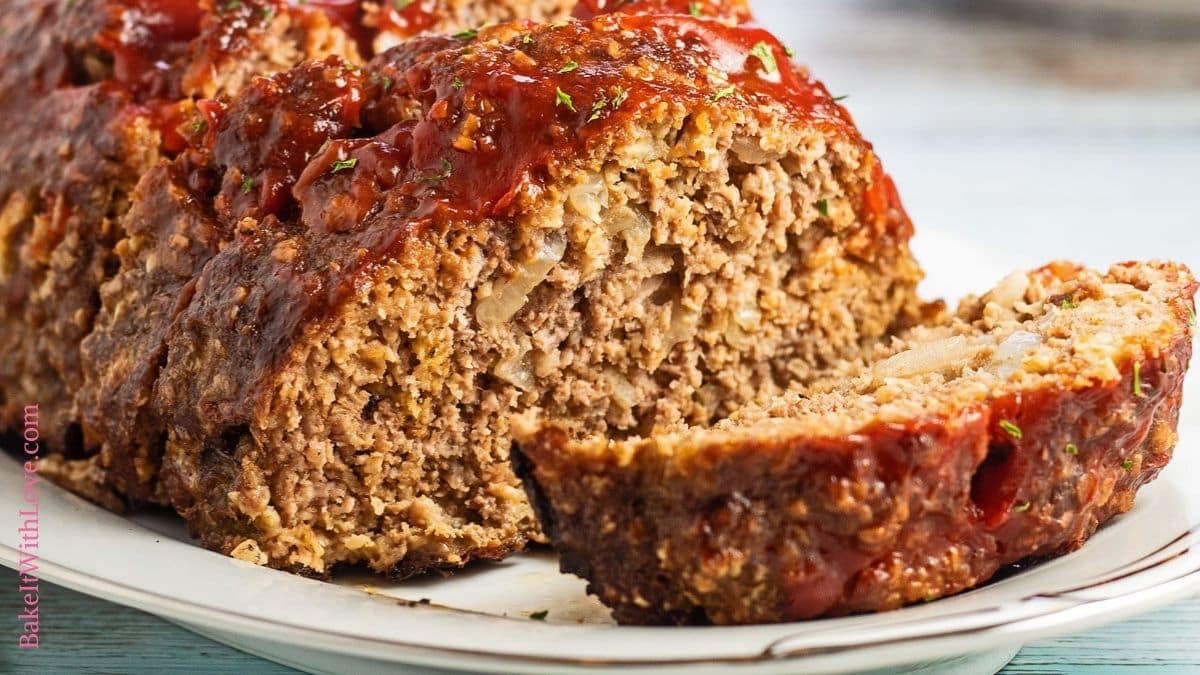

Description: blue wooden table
[2,571,1199,674]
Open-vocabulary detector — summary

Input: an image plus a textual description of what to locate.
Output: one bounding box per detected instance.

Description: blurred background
[757,0,1200,300]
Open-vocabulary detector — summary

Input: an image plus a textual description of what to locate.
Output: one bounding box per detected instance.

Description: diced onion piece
[989,271,1030,310]
[873,335,974,379]
[602,205,651,262]
[604,368,638,410]
[494,346,535,390]
[567,173,607,224]
[476,233,567,327]
[987,330,1043,378]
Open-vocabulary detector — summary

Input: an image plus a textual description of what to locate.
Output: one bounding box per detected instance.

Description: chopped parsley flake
[529,610,549,621]
[1189,306,1197,327]
[1122,458,1135,471]
[240,176,254,194]
[1133,362,1145,398]
[558,61,579,74]
[1013,501,1032,513]
[1060,295,1078,310]
[379,74,394,92]
[749,41,777,74]
[611,86,627,108]
[261,6,275,21]
[784,45,796,58]
[816,199,830,217]
[395,0,414,8]
[223,0,243,11]
[453,28,478,40]
[331,157,358,173]
[422,158,453,183]
[188,118,206,135]
[451,77,464,90]
[711,85,736,102]
[555,87,575,112]
[1065,443,1079,456]
[689,2,702,16]
[522,34,534,44]
[999,420,1022,440]
[832,95,849,102]
[588,96,609,122]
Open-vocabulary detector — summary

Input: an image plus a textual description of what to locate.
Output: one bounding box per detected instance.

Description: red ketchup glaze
[376,0,443,40]
[574,0,753,23]
[206,57,367,224]
[286,0,372,57]
[302,14,863,240]
[96,0,206,98]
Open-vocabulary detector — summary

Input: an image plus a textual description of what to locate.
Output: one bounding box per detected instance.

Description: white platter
[3,231,1198,674]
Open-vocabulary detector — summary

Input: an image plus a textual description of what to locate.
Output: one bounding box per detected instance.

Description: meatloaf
[0,0,578,506]
[514,261,1197,624]
[74,13,922,578]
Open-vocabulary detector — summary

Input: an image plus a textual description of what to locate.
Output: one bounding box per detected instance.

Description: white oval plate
[3,233,1198,674]
[3,400,1199,674]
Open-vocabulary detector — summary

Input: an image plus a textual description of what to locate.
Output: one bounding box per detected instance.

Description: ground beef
[514,261,1197,624]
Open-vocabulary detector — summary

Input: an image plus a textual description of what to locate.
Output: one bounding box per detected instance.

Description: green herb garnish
[188,117,206,135]
[395,0,414,8]
[558,61,579,74]
[555,87,575,112]
[832,94,849,102]
[1060,295,1078,310]
[1065,443,1079,456]
[422,158,453,183]
[816,199,829,217]
[610,86,627,108]
[710,84,736,102]
[261,6,275,21]
[453,28,478,40]
[999,420,1022,440]
[224,0,243,11]
[749,41,777,74]
[529,610,549,621]
[522,34,534,45]
[1133,362,1145,398]
[451,77,464,90]
[1122,459,1135,471]
[1013,501,1032,513]
[1189,306,1197,327]
[588,96,609,122]
[331,157,358,173]
[689,2,702,16]
[240,176,254,194]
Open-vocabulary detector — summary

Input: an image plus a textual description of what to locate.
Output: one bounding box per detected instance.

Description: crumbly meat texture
[123,15,922,577]
[514,261,1197,625]
[4,0,551,503]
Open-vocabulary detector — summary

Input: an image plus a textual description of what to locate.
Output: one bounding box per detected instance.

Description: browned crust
[515,322,1194,625]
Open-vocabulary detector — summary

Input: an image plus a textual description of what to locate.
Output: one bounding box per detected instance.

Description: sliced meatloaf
[0,0,553,504]
[514,260,1197,624]
[110,14,924,577]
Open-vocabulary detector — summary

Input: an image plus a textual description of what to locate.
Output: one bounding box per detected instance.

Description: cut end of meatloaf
[148,15,921,578]
[513,260,1198,625]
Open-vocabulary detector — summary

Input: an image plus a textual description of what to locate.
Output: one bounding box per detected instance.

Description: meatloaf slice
[147,14,921,577]
[514,260,1197,625]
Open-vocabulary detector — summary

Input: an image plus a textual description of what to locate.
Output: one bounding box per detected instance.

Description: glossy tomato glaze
[574,0,752,23]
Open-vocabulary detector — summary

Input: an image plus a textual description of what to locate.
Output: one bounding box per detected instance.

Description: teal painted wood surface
[2,570,1199,674]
